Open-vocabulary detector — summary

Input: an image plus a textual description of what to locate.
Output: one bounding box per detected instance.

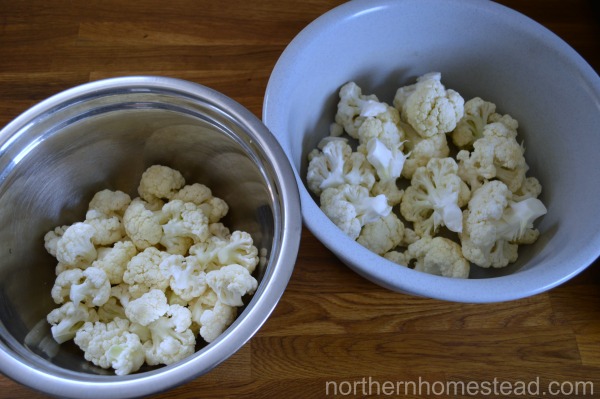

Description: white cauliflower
[405,236,470,278]
[451,97,498,148]
[460,180,547,268]
[123,198,165,250]
[46,302,98,344]
[171,183,229,223]
[400,157,470,236]
[320,184,392,240]
[307,138,375,195]
[44,225,69,257]
[123,247,170,297]
[400,121,450,179]
[160,200,210,254]
[125,289,170,327]
[87,189,132,218]
[189,230,259,273]
[91,240,138,285]
[355,105,405,150]
[335,81,389,139]
[198,301,237,343]
[74,318,145,376]
[357,212,405,255]
[370,180,404,207]
[159,254,207,301]
[205,264,258,307]
[137,164,185,203]
[457,121,528,192]
[55,222,97,267]
[363,138,408,185]
[97,296,127,323]
[189,289,218,326]
[393,72,464,138]
[143,305,195,366]
[84,210,125,247]
[69,267,112,307]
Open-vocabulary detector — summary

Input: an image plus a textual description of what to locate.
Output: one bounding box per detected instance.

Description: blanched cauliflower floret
[400,157,470,237]
[320,184,392,240]
[335,81,388,139]
[143,305,195,366]
[357,212,405,255]
[393,72,464,138]
[457,121,528,193]
[123,247,171,297]
[46,302,98,344]
[460,180,547,268]
[189,230,260,273]
[307,138,375,195]
[400,121,450,180]
[74,318,145,376]
[451,97,498,148]
[55,222,97,268]
[199,301,237,343]
[125,289,170,327]
[159,254,207,301]
[206,264,258,307]
[69,266,111,307]
[406,236,470,278]
[44,225,69,257]
[123,198,165,250]
[88,189,132,218]
[92,240,138,285]
[137,165,185,203]
[160,200,210,254]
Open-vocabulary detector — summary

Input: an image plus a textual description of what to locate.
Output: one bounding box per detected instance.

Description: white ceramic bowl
[263,0,600,302]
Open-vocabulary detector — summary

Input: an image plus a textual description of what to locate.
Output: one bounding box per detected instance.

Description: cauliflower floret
[370,180,404,206]
[319,184,392,240]
[171,183,229,223]
[51,268,106,306]
[457,121,528,192]
[451,97,498,148]
[97,296,127,323]
[356,212,405,255]
[189,230,260,273]
[400,121,450,179]
[198,301,237,343]
[513,176,543,201]
[55,222,97,268]
[125,289,170,326]
[460,180,547,268]
[46,302,98,344]
[159,254,207,301]
[44,225,69,257]
[123,247,171,297]
[88,189,132,218]
[307,138,375,195]
[206,264,258,307]
[74,318,145,376]
[393,72,464,138]
[400,157,470,236]
[405,236,470,278]
[92,240,138,285]
[123,198,165,250]
[69,267,112,307]
[189,289,218,326]
[143,305,195,366]
[137,165,185,203]
[356,105,405,150]
[84,210,125,247]
[160,200,210,254]
[363,138,408,185]
[335,81,389,139]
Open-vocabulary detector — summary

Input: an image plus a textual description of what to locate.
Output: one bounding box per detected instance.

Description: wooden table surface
[0,1,599,398]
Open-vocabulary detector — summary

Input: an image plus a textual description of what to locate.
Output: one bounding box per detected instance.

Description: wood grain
[0,1,599,398]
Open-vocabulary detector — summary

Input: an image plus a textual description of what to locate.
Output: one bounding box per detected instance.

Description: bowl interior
[0,85,278,375]
[263,0,600,301]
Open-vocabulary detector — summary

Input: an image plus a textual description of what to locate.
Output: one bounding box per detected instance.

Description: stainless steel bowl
[0,76,301,398]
